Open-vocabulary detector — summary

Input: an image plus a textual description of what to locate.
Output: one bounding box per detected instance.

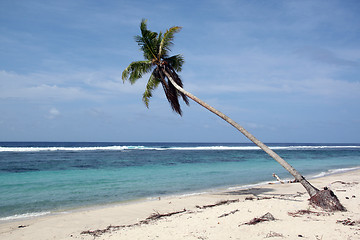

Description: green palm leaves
[121,60,152,84]
[159,25,182,60]
[122,19,189,115]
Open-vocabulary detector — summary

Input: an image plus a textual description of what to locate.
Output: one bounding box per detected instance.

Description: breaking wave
[0,144,359,152]
[0,211,51,221]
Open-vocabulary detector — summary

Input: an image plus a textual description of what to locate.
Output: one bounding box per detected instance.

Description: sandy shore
[1,170,359,240]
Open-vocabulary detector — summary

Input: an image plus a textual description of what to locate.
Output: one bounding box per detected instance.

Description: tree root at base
[309,188,346,212]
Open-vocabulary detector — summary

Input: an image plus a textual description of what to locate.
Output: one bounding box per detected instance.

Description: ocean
[0,142,359,221]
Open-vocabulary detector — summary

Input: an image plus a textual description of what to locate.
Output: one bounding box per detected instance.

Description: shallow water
[0,142,359,220]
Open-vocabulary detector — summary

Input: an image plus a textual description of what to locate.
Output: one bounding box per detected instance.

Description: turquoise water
[0,142,359,220]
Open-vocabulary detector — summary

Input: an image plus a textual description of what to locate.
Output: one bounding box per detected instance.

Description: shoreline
[1,168,359,239]
[1,165,359,223]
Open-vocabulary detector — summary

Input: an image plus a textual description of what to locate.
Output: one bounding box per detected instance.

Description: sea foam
[310,166,360,179]
[0,211,51,221]
[1,145,359,152]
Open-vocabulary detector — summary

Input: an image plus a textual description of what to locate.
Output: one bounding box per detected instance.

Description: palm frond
[142,71,161,108]
[164,54,184,72]
[157,67,182,115]
[166,78,183,115]
[165,65,189,107]
[135,19,159,61]
[122,60,153,84]
[159,26,182,59]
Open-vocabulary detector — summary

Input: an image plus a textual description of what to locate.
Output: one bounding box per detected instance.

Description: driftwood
[270,173,299,184]
[81,225,122,238]
[272,173,285,184]
[218,209,239,218]
[337,218,360,226]
[81,209,187,237]
[331,181,359,186]
[144,209,187,222]
[245,196,272,201]
[245,196,256,200]
[288,209,331,217]
[241,212,275,226]
[332,181,349,185]
[196,199,239,209]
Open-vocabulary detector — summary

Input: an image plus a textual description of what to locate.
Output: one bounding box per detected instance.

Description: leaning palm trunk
[123,19,345,212]
[163,69,345,211]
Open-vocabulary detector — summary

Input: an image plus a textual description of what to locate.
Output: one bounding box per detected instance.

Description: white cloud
[0,70,87,100]
[46,107,60,119]
[185,77,360,101]
[180,45,360,100]
[0,69,145,102]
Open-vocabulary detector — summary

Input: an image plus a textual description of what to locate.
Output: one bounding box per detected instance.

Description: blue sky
[0,0,359,143]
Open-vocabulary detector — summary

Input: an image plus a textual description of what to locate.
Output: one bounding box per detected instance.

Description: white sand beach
[1,169,359,240]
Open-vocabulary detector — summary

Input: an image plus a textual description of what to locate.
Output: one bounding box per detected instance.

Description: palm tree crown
[122,19,189,115]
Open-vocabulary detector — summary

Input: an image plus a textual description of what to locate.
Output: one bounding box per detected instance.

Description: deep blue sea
[0,142,359,221]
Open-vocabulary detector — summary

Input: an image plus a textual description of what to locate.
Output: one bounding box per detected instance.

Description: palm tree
[122,19,345,211]
[122,19,189,116]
